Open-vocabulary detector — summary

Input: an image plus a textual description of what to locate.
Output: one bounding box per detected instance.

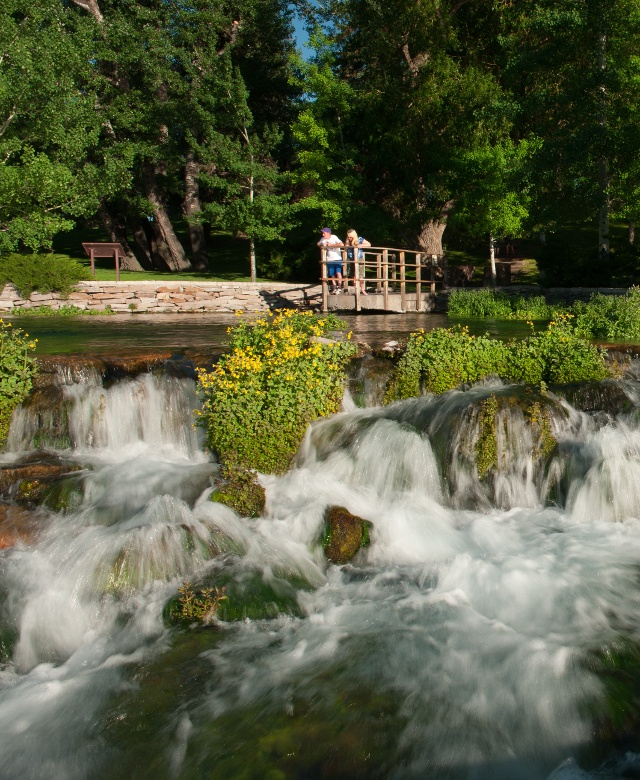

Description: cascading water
[4,360,640,779]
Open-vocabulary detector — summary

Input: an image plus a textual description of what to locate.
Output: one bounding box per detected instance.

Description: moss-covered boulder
[467,390,563,481]
[210,464,265,518]
[322,506,372,565]
[165,570,306,625]
[0,458,84,507]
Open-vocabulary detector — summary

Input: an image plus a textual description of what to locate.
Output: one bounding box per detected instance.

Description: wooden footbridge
[320,246,447,313]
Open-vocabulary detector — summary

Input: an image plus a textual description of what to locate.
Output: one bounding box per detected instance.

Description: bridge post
[400,252,406,311]
[383,249,389,310]
[354,250,361,312]
[415,254,422,311]
[376,254,382,293]
[341,249,348,292]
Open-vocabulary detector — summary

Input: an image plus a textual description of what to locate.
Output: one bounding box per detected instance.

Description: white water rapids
[1,366,640,778]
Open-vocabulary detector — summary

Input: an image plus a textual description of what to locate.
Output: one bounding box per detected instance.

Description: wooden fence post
[383,249,389,310]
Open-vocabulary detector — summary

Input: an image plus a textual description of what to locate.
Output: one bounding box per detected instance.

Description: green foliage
[0,320,38,443]
[475,394,500,478]
[509,315,610,385]
[211,464,266,518]
[0,0,131,251]
[385,326,510,400]
[386,317,609,401]
[451,139,538,249]
[13,305,115,317]
[473,394,557,479]
[448,289,558,320]
[0,254,85,298]
[289,34,360,226]
[173,582,228,625]
[572,287,640,340]
[197,309,358,474]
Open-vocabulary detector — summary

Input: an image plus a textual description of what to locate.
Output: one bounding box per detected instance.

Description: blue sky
[291,6,313,58]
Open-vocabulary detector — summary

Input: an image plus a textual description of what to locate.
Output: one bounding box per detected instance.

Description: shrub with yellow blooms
[0,319,38,444]
[196,310,357,475]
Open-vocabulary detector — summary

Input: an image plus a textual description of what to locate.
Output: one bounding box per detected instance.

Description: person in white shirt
[317,227,344,294]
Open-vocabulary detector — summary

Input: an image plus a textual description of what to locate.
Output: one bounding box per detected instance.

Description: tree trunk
[413,200,454,255]
[415,220,446,255]
[248,165,256,283]
[630,222,635,245]
[183,152,209,271]
[489,235,497,286]
[598,29,610,259]
[131,220,164,269]
[249,237,257,284]
[97,204,146,271]
[143,166,191,272]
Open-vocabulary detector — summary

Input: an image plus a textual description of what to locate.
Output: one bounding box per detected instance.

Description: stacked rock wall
[0,281,321,313]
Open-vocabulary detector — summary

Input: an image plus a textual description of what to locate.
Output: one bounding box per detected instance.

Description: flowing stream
[2,358,640,779]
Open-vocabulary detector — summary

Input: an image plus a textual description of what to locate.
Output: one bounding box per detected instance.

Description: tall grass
[448,289,558,320]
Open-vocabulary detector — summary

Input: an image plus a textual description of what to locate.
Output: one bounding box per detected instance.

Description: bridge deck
[326,290,438,313]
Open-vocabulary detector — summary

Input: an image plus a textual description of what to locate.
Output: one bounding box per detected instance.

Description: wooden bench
[82,242,126,282]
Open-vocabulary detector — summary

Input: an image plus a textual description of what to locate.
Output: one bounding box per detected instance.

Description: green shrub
[448,289,558,320]
[448,289,513,318]
[0,320,38,443]
[385,316,609,401]
[385,326,510,400]
[0,253,85,298]
[13,304,114,317]
[509,314,609,384]
[572,287,640,341]
[196,310,358,474]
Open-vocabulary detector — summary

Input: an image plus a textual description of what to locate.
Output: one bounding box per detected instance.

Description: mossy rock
[322,506,372,565]
[37,472,86,512]
[471,391,561,480]
[210,465,265,518]
[164,570,305,626]
[584,637,640,742]
[555,379,635,416]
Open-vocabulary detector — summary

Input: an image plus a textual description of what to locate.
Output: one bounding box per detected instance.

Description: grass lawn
[53,224,273,283]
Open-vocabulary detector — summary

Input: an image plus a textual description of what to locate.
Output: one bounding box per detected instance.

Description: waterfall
[2,362,640,778]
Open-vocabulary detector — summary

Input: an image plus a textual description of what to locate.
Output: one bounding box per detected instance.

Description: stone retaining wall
[0,281,632,315]
[0,281,323,314]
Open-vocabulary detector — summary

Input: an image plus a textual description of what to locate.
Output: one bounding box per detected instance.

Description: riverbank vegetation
[4,1,640,285]
[385,317,609,401]
[448,288,640,342]
[196,311,357,508]
[0,321,38,443]
[448,290,557,320]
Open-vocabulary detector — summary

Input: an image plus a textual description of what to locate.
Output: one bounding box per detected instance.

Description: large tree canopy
[4,0,640,282]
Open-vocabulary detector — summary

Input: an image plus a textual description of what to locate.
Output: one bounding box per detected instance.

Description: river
[0,314,639,778]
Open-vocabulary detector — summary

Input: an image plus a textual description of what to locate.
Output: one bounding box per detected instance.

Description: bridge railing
[320,246,446,312]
